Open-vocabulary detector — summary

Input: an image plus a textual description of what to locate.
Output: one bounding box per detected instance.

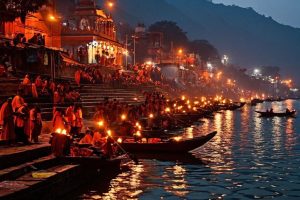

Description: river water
[70,100,300,200]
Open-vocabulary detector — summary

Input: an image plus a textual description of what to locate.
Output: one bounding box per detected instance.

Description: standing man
[14,104,29,144]
[0,97,15,143]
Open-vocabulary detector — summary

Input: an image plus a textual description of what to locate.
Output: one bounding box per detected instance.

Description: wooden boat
[120,131,217,153]
[61,154,129,174]
[142,128,183,138]
[250,99,264,106]
[256,110,296,117]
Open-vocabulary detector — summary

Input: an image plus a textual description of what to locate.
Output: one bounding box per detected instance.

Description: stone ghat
[0,133,122,200]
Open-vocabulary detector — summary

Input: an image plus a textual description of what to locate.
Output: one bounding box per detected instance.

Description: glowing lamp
[55,128,62,134]
[136,131,142,137]
[149,113,154,119]
[107,130,112,137]
[98,120,104,127]
[165,107,171,112]
[61,129,67,135]
[117,138,122,143]
[121,114,127,121]
[173,136,182,142]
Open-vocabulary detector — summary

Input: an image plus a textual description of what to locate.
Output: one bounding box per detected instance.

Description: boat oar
[110,136,139,165]
[166,113,204,134]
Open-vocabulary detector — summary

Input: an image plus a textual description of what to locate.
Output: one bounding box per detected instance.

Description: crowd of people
[18,74,80,104]
[0,92,42,144]
[12,33,46,46]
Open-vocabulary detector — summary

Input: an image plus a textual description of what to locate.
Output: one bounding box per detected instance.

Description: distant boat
[255,110,296,117]
[250,99,264,106]
[120,131,217,153]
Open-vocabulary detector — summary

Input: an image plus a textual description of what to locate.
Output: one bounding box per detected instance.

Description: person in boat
[79,129,94,144]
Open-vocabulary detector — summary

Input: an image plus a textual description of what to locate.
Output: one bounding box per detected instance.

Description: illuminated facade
[1,6,61,49]
[61,0,124,65]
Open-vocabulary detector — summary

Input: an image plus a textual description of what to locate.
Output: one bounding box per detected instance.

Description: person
[14,104,30,144]
[52,109,65,132]
[286,108,291,113]
[270,108,274,113]
[11,91,25,112]
[75,70,81,86]
[65,104,75,134]
[29,106,42,143]
[79,129,93,144]
[74,106,83,135]
[0,97,16,143]
[35,76,43,88]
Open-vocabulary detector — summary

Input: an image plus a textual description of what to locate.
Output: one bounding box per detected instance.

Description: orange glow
[181,95,186,101]
[107,130,112,137]
[55,128,62,134]
[121,114,127,121]
[178,49,183,54]
[149,113,154,119]
[173,136,182,142]
[165,107,171,112]
[136,130,142,137]
[48,15,56,22]
[107,1,114,8]
[97,120,104,127]
[117,138,122,143]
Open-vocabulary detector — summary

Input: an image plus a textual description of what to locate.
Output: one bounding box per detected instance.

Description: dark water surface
[70,100,300,200]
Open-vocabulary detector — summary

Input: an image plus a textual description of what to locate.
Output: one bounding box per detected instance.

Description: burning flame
[173,136,182,142]
[121,114,127,121]
[136,130,142,137]
[107,130,112,137]
[97,120,104,127]
[117,138,122,143]
[149,113,154,119]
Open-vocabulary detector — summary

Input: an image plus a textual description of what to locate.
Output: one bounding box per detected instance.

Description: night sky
[212,0,300,28]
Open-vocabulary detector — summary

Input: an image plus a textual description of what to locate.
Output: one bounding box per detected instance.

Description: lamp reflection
[163,165,189,197]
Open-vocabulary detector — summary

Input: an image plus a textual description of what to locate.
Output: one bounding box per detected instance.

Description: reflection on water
[71,100,300,200]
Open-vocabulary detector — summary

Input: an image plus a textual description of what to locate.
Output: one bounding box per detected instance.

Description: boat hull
[120,131,217,153]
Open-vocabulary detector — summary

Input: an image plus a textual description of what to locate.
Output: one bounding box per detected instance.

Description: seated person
[79,129,93,144]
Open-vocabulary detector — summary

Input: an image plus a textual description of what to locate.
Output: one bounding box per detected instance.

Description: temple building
[61,0,125,66]
[0,4,61,49]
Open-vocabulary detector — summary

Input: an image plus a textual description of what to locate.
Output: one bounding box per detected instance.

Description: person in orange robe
[65,104,75,134]
[14,105,29,144]
[29,106,42,143]
[11,92,25,112]
[52,109,65,132]
[34,76,43,88]
[0,97,15,143]
[75,70,81,86]
[79,130,93,144]
[74,106,83,135]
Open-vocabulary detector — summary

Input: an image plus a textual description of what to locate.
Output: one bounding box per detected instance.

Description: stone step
[0,155,57,182]
[0,143,51,170]
[0,164,80,200]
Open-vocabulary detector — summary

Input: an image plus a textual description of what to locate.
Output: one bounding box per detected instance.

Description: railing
[61,27,115,41]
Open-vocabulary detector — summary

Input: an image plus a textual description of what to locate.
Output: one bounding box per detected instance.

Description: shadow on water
[135,152,207,165]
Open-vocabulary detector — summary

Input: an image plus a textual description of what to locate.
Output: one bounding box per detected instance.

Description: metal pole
[125,34,128,68]
[133,36,136,66]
